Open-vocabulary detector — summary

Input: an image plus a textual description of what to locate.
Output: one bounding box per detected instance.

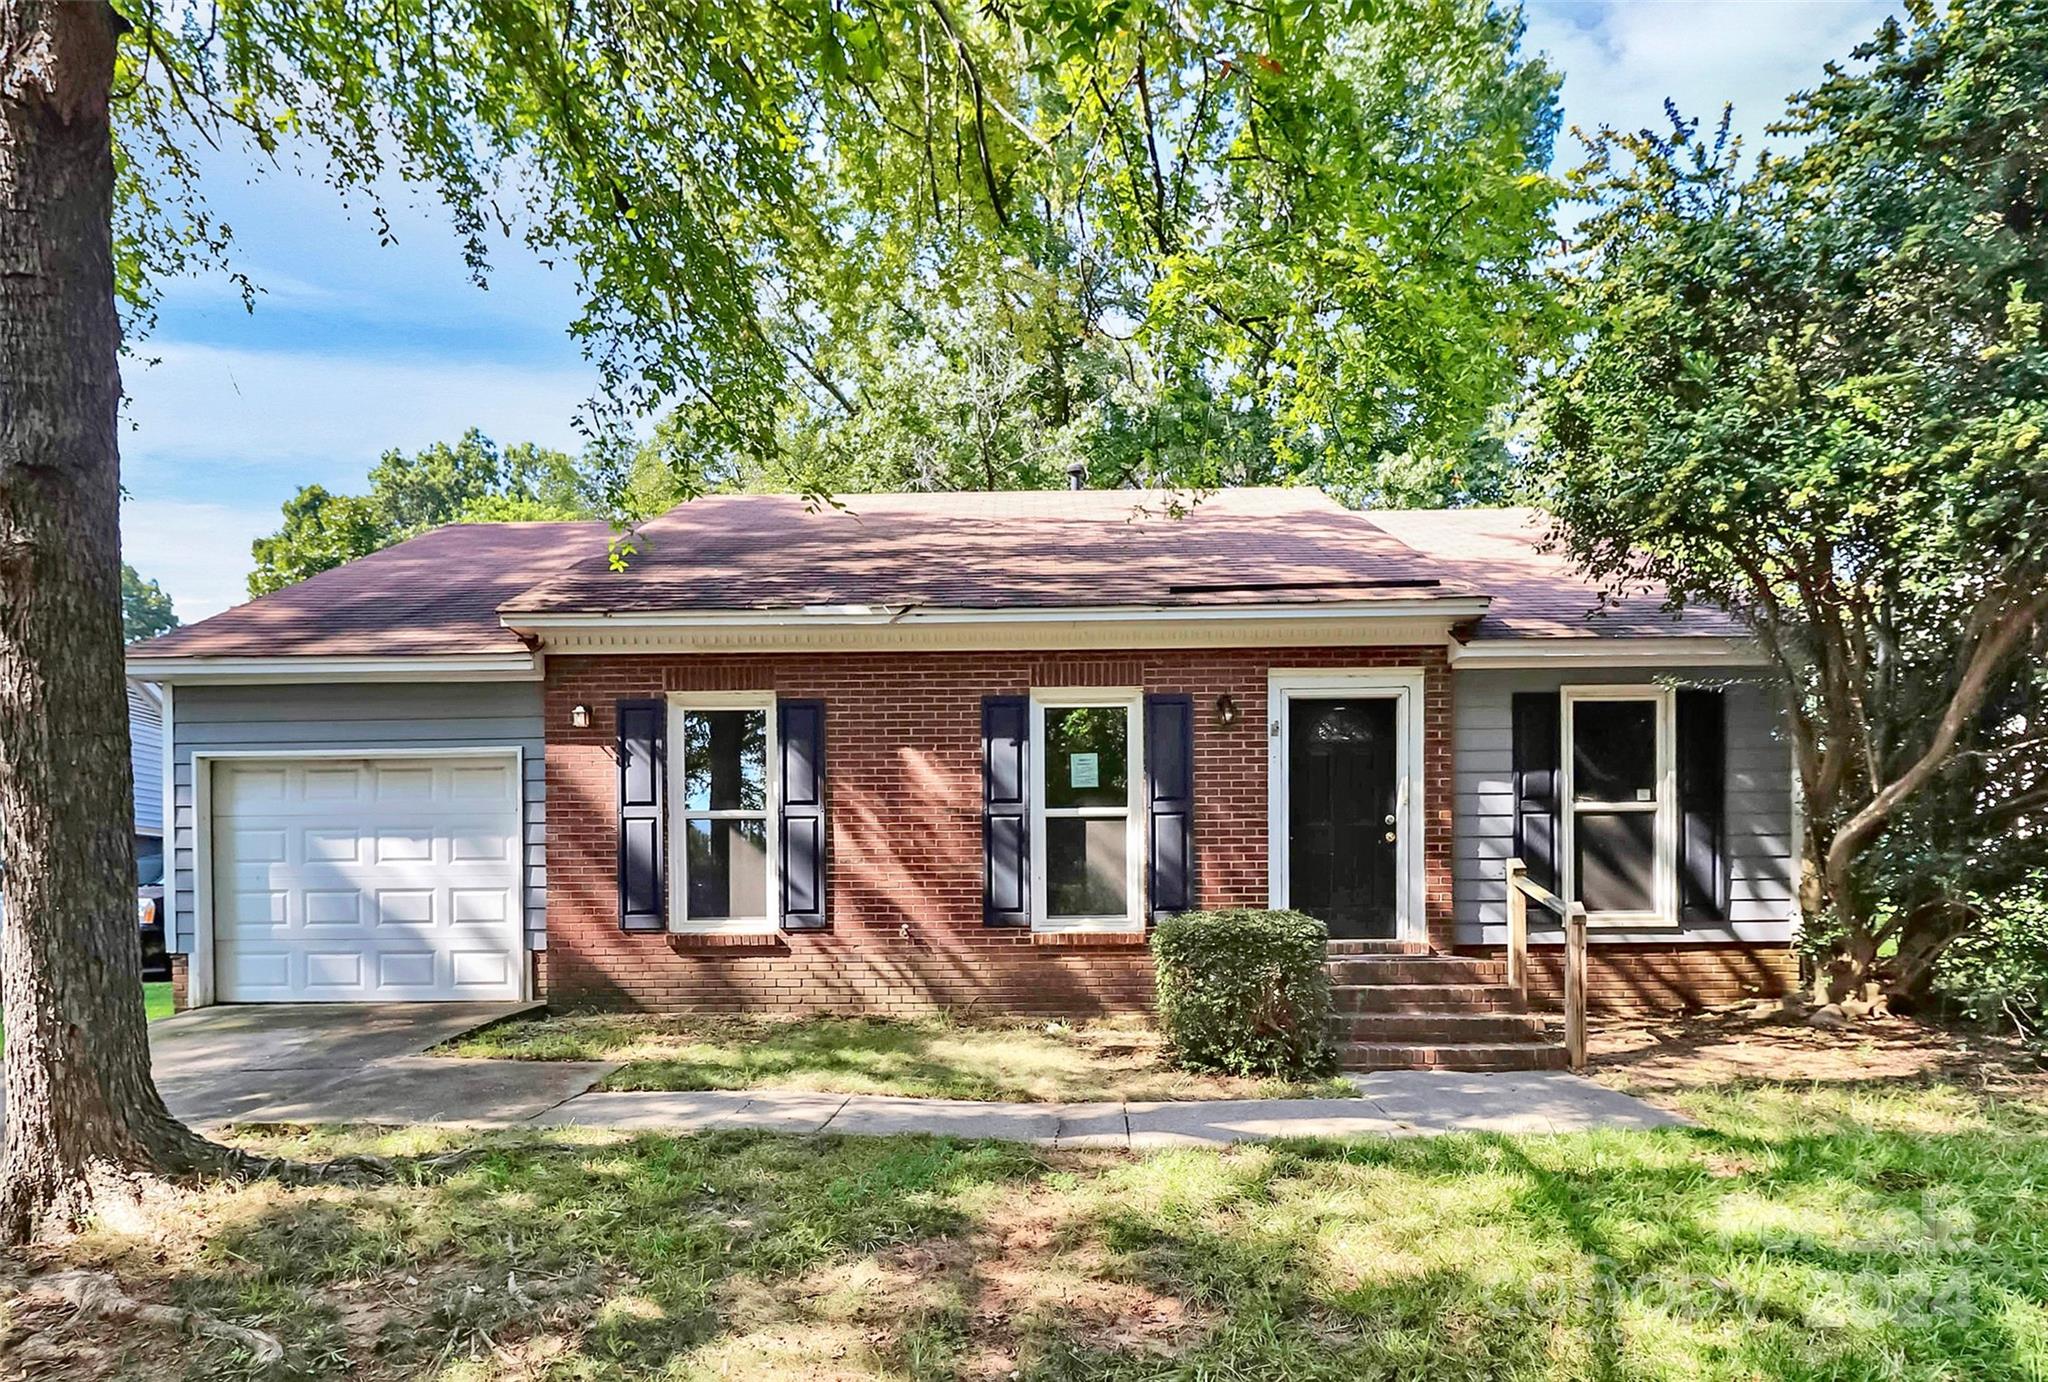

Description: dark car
[136,835,168,981]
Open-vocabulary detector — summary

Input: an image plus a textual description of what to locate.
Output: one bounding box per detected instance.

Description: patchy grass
[7,1082,2048,1378]
[441,1012,1353,1102]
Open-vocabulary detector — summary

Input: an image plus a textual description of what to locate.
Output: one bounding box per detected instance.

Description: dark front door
[1288,698,1399,940]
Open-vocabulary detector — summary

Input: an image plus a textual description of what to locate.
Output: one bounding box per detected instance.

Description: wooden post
[1504,857,1528,1000]
[1564,905,1588,1072]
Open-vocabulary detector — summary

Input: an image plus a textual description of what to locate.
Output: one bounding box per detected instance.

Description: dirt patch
[955,1180,1217,1379]
[1589,1001,2048,1102]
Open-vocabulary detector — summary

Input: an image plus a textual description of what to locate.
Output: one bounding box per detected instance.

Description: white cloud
[119,342,599,483]
[121,497,276,621]
[1523,0,1903,161]
[116,344,602,618]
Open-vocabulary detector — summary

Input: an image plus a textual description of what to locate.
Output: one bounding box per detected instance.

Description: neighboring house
[127,488,1800,1049]
[130,681,166,880]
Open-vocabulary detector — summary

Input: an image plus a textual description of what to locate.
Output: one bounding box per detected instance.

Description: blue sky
[121,0,1900,620]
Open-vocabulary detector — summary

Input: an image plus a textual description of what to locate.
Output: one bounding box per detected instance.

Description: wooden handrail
[1563,907,1588,1072]
[1504,858,1590,1072]
[1504,856,1531,999]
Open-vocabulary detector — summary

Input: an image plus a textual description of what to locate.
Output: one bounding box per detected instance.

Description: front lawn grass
[13,1080,2048,1379]
[443,1011,1354,1102]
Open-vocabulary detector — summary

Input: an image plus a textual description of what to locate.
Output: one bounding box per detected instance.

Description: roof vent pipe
[1066,461,1087,491]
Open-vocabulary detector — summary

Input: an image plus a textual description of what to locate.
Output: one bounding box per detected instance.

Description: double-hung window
[1031,691,1144,932]
[1562,686,1675,927]
[672,695,778,932]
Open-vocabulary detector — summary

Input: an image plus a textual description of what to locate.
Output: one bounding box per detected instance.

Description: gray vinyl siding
[127,682,163,836]
[1453,666,1798,947]
[168,682,547,954]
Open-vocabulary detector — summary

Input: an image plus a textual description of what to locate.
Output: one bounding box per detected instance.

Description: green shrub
[1151,908,1332,1076]
[1934,873,2048,1043]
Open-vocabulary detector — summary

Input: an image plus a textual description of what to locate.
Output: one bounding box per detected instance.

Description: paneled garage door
[212,755,523,1002]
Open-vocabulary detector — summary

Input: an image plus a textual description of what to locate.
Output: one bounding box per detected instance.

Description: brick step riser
[1324,959,1510,986]
[1335,1043,1569,1072]
[1324,940,1432,956]
[1333,1015,1553,1043]
[1329,985,1526,1013]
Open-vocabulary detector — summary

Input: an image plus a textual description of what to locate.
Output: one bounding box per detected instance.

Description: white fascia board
[501,598,1492,655]
[127,652,542,685]
[1447,636,1770,669]
[502,596,1492,632]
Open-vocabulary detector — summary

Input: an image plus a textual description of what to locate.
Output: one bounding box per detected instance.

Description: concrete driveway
[149,1002,614,1129]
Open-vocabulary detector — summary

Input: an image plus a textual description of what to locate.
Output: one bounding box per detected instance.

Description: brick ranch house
[129,488,1800,1065]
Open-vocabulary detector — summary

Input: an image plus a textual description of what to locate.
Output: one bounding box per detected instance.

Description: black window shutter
[1677,689,1729,925]
[617,698,666,933]
[779,699,828,931]
[1145,694,1195,922]
[983,695,1030,927]
[1511,691,1561,895]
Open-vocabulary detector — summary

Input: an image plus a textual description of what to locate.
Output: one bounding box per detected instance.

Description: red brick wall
[169,953,189,1012]
[1461,942,1800,1014]
[542,646,1456,1013]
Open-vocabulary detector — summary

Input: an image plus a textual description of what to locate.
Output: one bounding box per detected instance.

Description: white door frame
[189,746,528,1007]
[1266,668,1428,944]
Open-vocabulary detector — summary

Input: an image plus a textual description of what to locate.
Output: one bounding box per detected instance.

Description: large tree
[1532,1,2048,1003]
[248,429,589,594]
[120,562,178,641]
[1,0,231,1242]
[2,0,1563,1239]
[628,0,1563,507]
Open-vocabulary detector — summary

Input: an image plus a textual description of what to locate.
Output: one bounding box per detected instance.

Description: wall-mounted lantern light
[1214,693,1239,728]
[571,703,591,729]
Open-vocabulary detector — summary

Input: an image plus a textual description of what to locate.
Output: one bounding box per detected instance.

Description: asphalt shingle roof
[504,488,1474,614]
[131,521,610,659]
[127,490,1741,661]
[1365,507,1744,639]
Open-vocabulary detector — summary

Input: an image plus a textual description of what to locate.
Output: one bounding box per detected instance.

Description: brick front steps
[1326,946,1567,1071]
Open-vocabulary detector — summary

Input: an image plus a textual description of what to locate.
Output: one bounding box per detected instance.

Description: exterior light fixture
[1214,693,1239,728]
[571,703,591,729]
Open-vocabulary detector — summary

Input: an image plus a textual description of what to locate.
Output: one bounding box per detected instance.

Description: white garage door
[212,755,524,1002]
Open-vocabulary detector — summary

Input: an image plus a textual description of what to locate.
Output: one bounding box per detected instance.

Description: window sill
[1031,930,1149,948]
[668,920,781,938]
[668,931,787,953]
[1584,913,1680,931]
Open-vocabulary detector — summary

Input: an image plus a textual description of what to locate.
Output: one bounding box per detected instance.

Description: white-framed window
[1561,684,1676,928]
[669,693,779,933]
[1030,689,1145,933]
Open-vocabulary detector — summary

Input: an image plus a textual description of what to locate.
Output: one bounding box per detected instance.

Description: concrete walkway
[533,1071,1682,1148]
[154,1004,1682,1144]
[217,1062,1684,1145]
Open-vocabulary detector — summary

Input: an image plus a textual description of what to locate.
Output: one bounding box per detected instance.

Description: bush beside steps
[1151,908,1333,1077]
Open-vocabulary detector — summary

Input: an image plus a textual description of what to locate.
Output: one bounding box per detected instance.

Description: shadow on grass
[53,1094,2048,1380]
[611,1017,1019,1098]
[453,1012,1345,1103]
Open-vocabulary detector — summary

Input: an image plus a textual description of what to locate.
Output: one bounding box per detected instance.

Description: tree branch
[1824,588,2048,899]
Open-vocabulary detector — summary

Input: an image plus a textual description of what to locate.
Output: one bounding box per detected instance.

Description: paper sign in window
[1069,752,1099,789]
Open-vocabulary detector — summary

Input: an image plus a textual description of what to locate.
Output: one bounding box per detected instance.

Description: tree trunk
[0,0,236,1243]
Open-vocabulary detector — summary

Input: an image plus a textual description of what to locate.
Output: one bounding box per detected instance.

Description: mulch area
[1587,998,2048,1102]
